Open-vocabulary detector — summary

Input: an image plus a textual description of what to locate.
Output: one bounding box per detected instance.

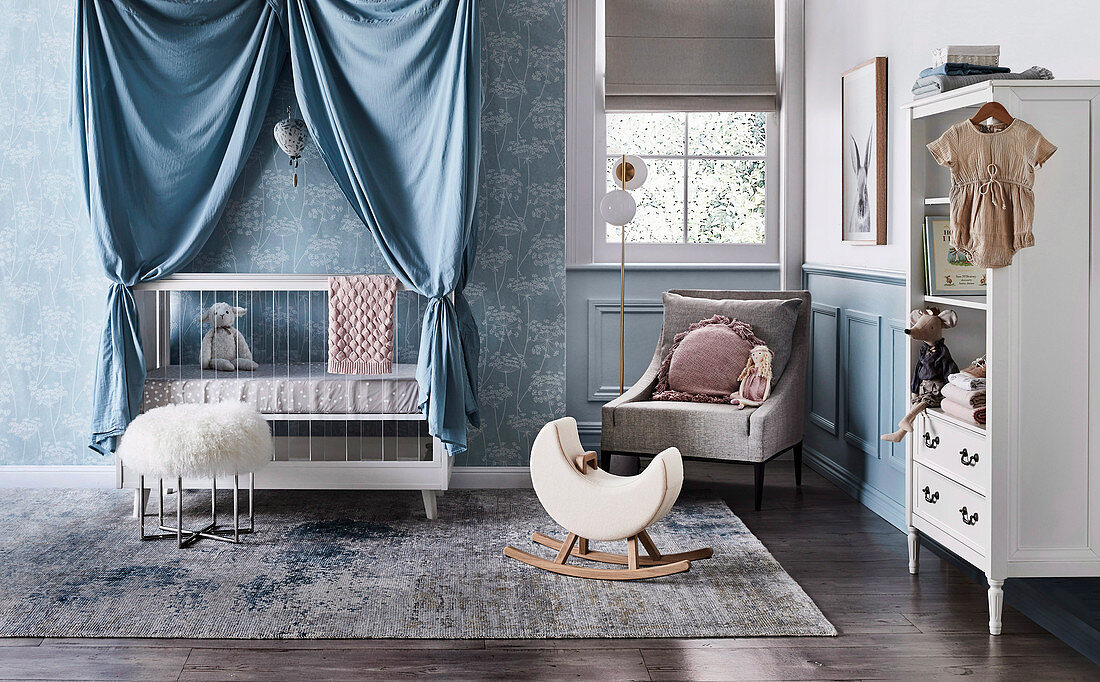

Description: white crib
[120,273,450,519]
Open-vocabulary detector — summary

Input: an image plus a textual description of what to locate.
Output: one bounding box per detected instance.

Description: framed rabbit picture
[841,57,888,244]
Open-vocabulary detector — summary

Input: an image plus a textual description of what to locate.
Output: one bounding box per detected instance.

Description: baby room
[2,0,1100,679]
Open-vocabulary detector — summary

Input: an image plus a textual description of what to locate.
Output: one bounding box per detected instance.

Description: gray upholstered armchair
[600,289,811,511]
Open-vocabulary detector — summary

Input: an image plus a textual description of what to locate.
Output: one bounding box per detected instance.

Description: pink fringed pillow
[652,315,766,404]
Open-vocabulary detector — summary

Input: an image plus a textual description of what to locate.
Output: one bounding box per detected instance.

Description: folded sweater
[941,382,985,408]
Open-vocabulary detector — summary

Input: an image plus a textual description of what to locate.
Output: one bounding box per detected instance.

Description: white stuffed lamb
[200,302,259,371]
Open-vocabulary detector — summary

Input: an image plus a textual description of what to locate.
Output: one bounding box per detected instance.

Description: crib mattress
[142,363,420,415]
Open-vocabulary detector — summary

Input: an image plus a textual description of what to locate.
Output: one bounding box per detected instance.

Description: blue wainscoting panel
[808,303,840,435]
[802,264,907,530]
[884,319,909,471]
[587,299,665,401]
[843,310,881,457]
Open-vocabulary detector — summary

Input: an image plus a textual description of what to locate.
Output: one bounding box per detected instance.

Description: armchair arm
[749,371,806,454]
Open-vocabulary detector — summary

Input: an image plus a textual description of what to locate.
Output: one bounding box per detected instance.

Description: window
[595,111,778,264]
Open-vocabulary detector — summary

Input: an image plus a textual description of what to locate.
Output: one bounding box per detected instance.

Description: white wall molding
[0,465,116,488]
[777,0,806,290]
[1,465,532,490]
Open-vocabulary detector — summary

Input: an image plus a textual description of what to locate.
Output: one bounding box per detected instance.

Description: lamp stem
[619,153,626,396]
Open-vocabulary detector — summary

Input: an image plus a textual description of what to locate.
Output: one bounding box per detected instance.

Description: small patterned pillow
[652,315,765,404]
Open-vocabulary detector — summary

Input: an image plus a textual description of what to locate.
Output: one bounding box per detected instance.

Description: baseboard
[449,466,531,489]
[802,445,905,531]
[576,420,602,450]
[0,464,532,490]
[0,465,116,488]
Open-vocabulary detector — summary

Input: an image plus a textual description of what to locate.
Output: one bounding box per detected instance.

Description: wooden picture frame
[841,57,888,245]
[923,217,987,296]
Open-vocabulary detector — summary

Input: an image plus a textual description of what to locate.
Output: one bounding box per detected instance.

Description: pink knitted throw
[328,275,397,375]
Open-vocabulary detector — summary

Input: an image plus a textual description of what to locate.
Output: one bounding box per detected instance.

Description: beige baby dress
[927,118,1056,268]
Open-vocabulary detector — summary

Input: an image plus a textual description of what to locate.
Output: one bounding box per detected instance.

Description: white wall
[803,0,1100,272]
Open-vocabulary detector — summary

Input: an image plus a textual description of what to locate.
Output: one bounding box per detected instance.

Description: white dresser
[903,81,1100,635]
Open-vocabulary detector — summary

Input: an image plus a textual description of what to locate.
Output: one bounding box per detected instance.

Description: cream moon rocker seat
[505,417,711,580]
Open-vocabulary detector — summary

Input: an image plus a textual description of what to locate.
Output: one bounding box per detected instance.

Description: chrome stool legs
[138,473,255,548]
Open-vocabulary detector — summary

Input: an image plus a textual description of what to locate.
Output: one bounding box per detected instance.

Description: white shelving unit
[903,80,1100,635]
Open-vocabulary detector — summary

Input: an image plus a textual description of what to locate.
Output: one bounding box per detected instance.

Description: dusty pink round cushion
[666,324,754,397]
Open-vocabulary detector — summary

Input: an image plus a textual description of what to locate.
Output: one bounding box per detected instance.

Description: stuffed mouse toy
[200,302,259,371]
[881,307,959,443]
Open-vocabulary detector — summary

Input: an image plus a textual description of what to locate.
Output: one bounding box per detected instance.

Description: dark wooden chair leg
[794,441,803,487]
[754,462,765,511]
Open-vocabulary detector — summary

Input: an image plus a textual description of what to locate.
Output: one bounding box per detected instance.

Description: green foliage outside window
[606,112,766,245]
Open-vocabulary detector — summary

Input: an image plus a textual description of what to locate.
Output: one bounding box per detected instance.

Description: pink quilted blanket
[328,275,397,375]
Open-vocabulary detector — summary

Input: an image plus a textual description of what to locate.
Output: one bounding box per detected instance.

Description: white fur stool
[118,402,273,547]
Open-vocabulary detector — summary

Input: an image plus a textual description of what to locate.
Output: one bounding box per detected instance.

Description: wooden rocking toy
[504,417,712,580]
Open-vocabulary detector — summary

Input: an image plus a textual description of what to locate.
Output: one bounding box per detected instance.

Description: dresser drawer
[915,410,988,494]
[913,463,988,555]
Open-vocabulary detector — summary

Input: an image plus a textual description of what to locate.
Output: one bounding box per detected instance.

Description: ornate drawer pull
[922,486,939,504]
[959,507,979,526]
[923,433,940,449]
[960,449,979,466]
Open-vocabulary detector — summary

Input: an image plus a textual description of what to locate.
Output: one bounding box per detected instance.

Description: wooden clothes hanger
[970,101,1014,127]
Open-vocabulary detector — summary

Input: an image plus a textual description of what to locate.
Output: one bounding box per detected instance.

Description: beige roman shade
[604,0,777,112]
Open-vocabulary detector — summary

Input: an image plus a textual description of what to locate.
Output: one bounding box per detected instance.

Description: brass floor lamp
[599,155,648,394]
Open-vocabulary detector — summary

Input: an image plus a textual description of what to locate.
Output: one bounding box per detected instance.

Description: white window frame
[566,0,781,266]
[595,112,779,264]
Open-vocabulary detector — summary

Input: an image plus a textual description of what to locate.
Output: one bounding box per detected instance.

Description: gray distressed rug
[0,488,835,638]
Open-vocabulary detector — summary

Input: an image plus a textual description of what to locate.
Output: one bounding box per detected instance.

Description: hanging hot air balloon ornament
[273,106,307,187]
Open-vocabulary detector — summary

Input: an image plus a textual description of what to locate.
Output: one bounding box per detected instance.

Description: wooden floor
[3,462,1097,680]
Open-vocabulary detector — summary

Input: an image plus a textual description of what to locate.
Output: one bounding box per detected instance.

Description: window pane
[606,157,683,243]
[688,112,766,157]
[606,112,685,156]
[687,159,765,244]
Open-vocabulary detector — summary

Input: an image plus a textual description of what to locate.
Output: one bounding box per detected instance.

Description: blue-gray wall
[0,0,565,467]
[566,266,781,451]
[801,264,907,529]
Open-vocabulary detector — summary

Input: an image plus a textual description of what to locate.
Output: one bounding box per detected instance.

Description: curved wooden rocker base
[504,545,691,580]
[504,530,711,581]
[530,532,713,566]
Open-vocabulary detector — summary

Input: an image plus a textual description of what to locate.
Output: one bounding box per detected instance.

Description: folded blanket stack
[911,45,1053,99]
[940,358,986,426]
[912,66,1053,99]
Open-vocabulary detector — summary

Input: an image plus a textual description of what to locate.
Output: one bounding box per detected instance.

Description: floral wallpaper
[0,0,565,468]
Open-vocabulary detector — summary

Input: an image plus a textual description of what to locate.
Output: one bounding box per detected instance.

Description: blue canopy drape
[73,0,286,453]
[75,0,482,455]
[283,0,482,454]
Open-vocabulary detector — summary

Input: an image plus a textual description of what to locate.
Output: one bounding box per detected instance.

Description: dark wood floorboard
[2,462,1096,680]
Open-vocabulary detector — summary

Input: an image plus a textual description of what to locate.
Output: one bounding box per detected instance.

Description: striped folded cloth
[940,397,986,426]
[947,371,986,391]
[941,382,985,408]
